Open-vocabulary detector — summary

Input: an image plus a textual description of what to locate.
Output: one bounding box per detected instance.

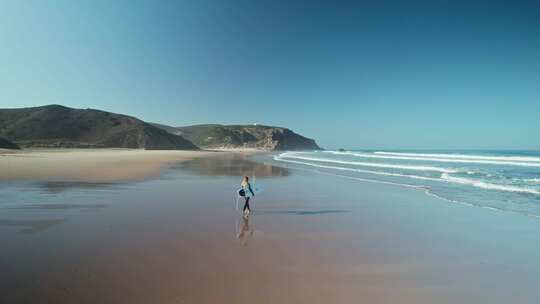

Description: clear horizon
[1,1,539,149]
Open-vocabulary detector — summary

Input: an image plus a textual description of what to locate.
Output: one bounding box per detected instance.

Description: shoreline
[285,163,540,220]
[272,150,540,220]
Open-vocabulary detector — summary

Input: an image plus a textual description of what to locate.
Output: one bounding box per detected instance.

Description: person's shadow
[236,215,254,246]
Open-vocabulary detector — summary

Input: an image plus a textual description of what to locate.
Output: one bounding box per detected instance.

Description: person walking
[240,176,255,216]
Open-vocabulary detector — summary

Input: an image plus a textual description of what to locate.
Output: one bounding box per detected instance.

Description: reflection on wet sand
[236,215,255,246]
[38,181,124,193]
[0,218,66,233]
[176,154,289,177]
[6,203,108,210]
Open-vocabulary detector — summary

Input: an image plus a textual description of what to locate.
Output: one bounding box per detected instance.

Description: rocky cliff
[153,123,322,150]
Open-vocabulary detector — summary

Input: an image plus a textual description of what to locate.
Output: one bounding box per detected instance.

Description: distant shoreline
[0,149,261,183]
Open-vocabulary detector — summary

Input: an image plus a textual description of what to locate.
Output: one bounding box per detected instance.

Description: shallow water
[173,153,290,177]
[274,150,540,217]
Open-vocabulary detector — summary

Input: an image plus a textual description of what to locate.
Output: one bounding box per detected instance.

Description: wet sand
[1,152,540,303]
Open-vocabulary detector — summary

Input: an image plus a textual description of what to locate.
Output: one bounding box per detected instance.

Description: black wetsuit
[243,183,255,212]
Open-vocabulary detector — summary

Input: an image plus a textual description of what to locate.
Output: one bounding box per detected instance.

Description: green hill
[0,137,20,149]
[152,123,322,150]
[0,105,198,150]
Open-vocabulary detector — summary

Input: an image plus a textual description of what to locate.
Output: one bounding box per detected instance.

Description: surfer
[240,176,255,215]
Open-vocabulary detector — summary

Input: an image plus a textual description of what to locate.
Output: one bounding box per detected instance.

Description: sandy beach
[0,149,220,182]
[1,150,540,304]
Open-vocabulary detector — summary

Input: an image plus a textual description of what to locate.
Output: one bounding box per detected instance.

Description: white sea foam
[324,151,540,167]
[275,154,540,196]
[274,156,440,182]
[424,189,540,218]
[273,154,540,219]
[374,151,540,162]
[308,168,424,190]
[441,173,540,195]
[279,152,456,173]
[524,178,540,183]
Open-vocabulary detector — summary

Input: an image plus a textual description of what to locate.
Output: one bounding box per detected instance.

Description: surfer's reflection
[236,215,254,246]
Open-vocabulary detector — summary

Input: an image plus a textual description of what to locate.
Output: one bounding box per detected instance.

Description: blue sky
[0,0,539,149]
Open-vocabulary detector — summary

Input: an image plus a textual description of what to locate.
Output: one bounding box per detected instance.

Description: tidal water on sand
[0,154,293,303]
[0,154,289,237]
[274,150,540,218]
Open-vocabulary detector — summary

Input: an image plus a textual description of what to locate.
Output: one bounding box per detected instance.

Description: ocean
[273,150,540,218]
